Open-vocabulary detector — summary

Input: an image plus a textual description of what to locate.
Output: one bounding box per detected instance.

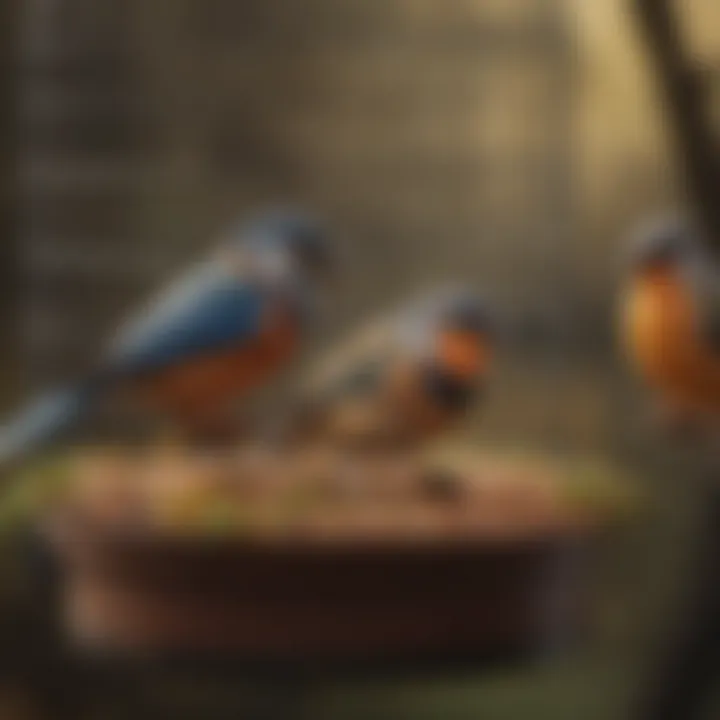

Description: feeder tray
[37,445,622,666]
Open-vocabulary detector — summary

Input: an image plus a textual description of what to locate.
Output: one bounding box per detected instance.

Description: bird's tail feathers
[0,380,100,468]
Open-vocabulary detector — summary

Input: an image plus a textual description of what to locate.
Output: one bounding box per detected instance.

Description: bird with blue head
[0,208,333,467]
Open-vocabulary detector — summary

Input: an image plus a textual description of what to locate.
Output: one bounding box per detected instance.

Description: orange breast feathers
[621,267,720,417]
[135,311,299,423]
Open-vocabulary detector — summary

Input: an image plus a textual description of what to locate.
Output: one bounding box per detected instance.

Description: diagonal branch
[633,0,720,249]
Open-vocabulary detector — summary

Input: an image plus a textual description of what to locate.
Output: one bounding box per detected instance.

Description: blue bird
[0,209,332,466]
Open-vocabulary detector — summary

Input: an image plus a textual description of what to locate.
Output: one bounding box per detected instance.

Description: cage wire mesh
[17,0,578,447]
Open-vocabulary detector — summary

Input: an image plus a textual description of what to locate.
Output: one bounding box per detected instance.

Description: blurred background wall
[1,1,18,401]
[17,0,571,378]
[8,0,720,424]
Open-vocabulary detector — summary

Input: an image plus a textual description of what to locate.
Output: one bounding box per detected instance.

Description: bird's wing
[301,315,398,403]
[103,260,267,377]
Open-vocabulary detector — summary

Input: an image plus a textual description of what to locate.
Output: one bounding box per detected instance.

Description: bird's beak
[438,330,491,380]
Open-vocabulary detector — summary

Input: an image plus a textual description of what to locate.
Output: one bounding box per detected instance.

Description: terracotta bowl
[47,516,592,668]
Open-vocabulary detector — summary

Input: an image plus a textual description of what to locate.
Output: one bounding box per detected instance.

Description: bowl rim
[43,508,593,558]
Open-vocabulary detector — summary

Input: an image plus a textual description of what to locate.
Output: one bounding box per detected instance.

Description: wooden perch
[633,0,720,250]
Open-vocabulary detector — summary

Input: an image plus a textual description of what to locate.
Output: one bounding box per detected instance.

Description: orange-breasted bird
[293,287,495,450]
[0,209,332,466]
[620,215,720,426]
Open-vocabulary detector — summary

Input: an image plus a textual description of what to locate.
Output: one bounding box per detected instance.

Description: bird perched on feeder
[619,214,720,428]
[290,287,495,450]
[0,209,332,466]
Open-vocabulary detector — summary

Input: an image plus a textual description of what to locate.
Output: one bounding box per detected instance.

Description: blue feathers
[105,260,266,377]
[0,260,269,466]
[0,384,94,467]
[0,208,327,467]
